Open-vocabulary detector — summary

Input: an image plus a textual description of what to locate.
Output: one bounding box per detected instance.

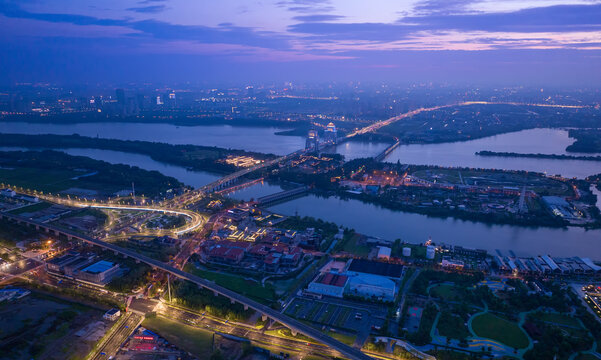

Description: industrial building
[46,252,121,286]
[347,273,397,301]
[76,260,120,285]
[346,259,403,280]
[307,273,349,298]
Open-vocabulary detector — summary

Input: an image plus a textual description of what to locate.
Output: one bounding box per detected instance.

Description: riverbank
[266,193,601,258]
[476,151,601,162]
[0,133,276,175]
[271,158,601,230]
[0,149,184,197]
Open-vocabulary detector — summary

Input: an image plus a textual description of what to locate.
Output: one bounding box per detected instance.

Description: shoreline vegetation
[0,149,183,196]
[475,150,601,162]
[0,133,276,175]
[566,129,601,153]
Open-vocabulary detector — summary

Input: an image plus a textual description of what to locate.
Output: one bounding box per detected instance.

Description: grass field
[534,312,582,328]
[429,284,464,302]
[437,312,470,340]
[185,264,276,302]
[339,233,371,257]
[142,315,213,358]
[8,201,53,215]
[326,330,356,346]
[0,167,82,193]
[576,353,601,360]
[471,313,529,349]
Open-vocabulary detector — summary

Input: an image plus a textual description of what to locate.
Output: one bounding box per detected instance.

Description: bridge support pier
[243,305,248,311]
[53,230,60,236]
[35,225,39,230]
[114,250,119,255]
[213,291,218,297]
[67,235,72,241]
[230,299,235,305]
[261,314,267,322]
[135,259,140,264]
[291,329,298,337]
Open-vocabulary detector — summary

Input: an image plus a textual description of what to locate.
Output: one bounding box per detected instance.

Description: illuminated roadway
[0,212,373,360]
[346,101,589,138]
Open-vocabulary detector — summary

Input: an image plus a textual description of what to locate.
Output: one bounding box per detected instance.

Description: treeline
[566,129,601,153]
[171,280,252,321]
[410,269,484,296]
[106,263,152,293]
[476,150,601,162]
[0,133,276,174]
[0,150,183,196]
[338,189,567,228]
[0,110,307,129]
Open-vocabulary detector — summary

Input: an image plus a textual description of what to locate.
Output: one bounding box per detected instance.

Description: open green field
[429,284,464,302]
[437,312,470,340]
[8,201,53,215]
[534,312,582,328]
[0,167,82,193]
[471,313,529,349]
[339,232,371,257]
[576,353,601,360]
[185,264,276,303]
[326,330,356,346]
[142,315,213,358]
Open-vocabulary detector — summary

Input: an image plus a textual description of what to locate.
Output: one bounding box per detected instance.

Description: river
[268,194,601,259]
[0,146,221,188]
[383,128,601,179]
[0,122,305,155]
[2,124,600,258]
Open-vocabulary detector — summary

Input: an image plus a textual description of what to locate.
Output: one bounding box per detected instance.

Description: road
[90,312,143,360]
[0,212,374,360]
[156,302,342,359]
[345,101,588,139]
[8,189,206,237]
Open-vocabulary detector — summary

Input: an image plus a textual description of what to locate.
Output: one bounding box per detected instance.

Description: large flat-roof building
[344,259,402,302]
[76,260,120,285]
[347,273,397,301]
[307,273,349,298]
[346,259,403,280]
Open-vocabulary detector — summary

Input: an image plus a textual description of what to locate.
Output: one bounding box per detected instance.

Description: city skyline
[1,0,601,85]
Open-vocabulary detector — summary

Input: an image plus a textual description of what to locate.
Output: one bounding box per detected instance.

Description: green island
[0,149,183,197]
[566,129,601,153]
[0,133,276,175]
[476,150,601,162]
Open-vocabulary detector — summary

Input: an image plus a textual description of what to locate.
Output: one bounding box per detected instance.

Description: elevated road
[199,149,305,193]
[0,212,373,360]
[8,189,205,236]
[346,101,589,139]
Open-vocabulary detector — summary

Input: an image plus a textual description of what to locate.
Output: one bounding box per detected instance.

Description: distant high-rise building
[115,89,126,106]
[156,95,162,105]
[136,94,145,110]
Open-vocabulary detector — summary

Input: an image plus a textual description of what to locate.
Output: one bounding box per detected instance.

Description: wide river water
[1,123,600,258]
[0,121,305,155]
[383,128,601,179]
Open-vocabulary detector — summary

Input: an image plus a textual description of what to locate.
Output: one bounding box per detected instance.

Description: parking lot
[284,296,386,341]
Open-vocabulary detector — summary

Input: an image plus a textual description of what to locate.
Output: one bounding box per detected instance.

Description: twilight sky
[1,0,600,86]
